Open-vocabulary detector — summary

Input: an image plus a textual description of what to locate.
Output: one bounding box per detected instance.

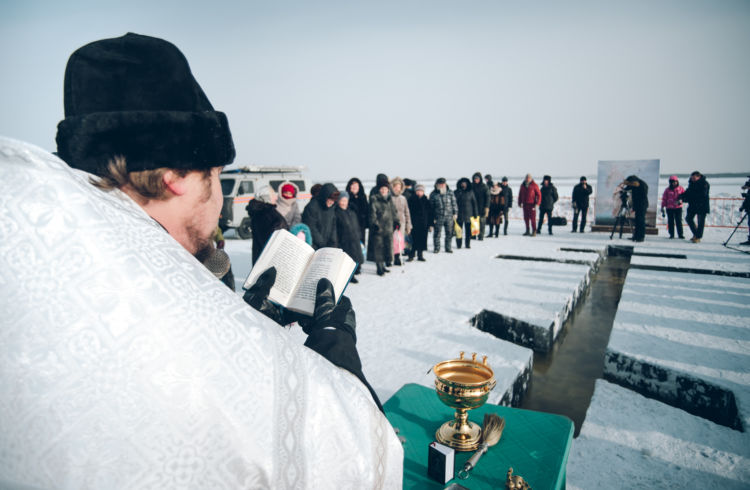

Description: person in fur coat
[454,177,478,249]
[369,181,399,275]
[346,177,368,243]
[488,181,504,238]
[335,192,364,283]
[407,184,431,261]
[246,186,288,265]
[367,173,391,264]
[390,176,412,266]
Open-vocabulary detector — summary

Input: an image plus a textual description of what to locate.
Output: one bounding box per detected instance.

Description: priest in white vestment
[0,32,402,489]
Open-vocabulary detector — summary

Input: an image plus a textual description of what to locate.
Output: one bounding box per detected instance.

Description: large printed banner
[595,159,660,227]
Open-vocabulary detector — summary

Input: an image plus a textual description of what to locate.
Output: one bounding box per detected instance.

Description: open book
[243,229,356,316]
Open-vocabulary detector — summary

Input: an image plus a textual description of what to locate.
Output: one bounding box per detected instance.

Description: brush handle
[458,443,488,479]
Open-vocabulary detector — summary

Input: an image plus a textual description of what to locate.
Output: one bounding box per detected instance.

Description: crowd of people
[244,172,595,282]
[243,169,725,278]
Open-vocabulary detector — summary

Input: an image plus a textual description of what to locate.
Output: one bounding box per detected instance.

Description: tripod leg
[723,212,749,246]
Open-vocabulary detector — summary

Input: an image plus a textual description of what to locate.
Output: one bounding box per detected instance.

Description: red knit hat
[281,183,296,198]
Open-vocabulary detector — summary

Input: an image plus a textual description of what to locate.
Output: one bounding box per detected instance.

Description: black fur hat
[56,33,235,176]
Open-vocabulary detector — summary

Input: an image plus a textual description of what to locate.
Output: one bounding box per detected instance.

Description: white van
[219,166,312,238]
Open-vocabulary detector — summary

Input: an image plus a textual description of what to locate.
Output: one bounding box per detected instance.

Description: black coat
[680,176,711,214]
[454,178,478,223]
[539,183,559,211]
[500,184,513,210]
[626,177,649,212]
[369,191,398,262]
[346,177,369,232]
[336,206,365,265]
[246,200,288,264]
[471,172,491,212]
[302,183,339,249]
[572,183,593,209]
[408,193,432,251]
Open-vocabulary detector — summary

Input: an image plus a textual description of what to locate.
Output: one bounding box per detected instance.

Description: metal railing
[505,197,745,229]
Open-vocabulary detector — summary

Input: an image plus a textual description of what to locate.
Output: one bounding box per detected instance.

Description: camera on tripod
[618,188,632,215]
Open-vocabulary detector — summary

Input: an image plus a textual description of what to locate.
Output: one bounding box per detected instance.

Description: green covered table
[384,384,573,490]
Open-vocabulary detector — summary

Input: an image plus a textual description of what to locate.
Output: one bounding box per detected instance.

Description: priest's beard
[191,230,214,263]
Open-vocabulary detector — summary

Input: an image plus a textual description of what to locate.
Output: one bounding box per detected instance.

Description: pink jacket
[662,185,684,209]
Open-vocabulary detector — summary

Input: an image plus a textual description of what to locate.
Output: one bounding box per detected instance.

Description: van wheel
[237,218,253,239]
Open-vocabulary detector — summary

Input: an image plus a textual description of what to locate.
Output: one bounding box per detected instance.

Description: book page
[330,253,356,304]
[287,248,354,315]
[243,229,314,306]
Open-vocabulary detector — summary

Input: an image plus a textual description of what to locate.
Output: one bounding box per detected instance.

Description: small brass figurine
[506,467,531,490]
[433,352,496,451]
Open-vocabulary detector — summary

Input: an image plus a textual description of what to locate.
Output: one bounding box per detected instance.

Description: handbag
[393,230,405,254]
[550,216,568,226]
[470,216,480,236]
[453,219,463,239]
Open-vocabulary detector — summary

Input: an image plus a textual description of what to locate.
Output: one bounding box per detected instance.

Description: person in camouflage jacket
[429,177,457,253]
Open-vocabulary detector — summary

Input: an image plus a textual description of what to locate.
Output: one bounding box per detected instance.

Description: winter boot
[376,262,385,276]
[418,250,426,261]
[394,254,402,266]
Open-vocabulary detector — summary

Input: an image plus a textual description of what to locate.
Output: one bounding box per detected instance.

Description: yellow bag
[453,219,462,239]
[470,216,480,237]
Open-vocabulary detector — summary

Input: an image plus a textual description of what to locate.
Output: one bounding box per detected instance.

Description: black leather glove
[300,278,382,411]
[243,267,304,326]
[299,278,356,341]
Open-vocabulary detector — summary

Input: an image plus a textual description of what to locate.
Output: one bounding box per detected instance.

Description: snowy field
[225,219,750,488]
[605,268,750,427]
[568,380,750,489]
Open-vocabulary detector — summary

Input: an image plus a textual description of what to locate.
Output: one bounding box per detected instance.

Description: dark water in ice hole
[520,255,631,437]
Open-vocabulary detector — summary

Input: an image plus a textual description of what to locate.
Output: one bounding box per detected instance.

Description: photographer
[741,177,750,246]
[623,175,649,242]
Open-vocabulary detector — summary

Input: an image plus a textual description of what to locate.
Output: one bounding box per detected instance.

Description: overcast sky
[1,0,748,181]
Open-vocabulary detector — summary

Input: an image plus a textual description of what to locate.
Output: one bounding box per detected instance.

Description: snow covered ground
[226,220,617,404]
[568,380,750,489]
[225,220,750,488]
[605,268,750,428]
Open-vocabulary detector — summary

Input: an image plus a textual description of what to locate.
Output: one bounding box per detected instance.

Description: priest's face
[183,167,223,261]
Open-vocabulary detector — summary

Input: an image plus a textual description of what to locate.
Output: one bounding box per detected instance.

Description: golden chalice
[433,352,496,451]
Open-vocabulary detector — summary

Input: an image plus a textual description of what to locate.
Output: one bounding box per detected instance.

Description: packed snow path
[227,232,541,406]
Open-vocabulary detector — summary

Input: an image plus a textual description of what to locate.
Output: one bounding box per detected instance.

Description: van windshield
[220,179,235,196]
